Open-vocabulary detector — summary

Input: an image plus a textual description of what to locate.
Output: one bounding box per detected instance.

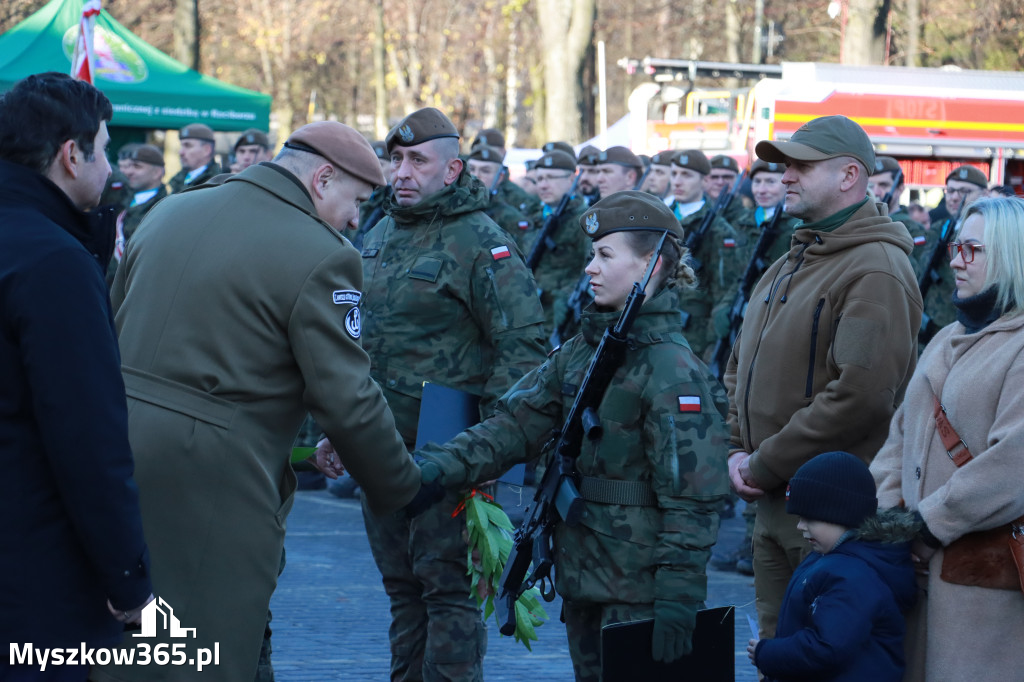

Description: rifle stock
[495,231,669,636]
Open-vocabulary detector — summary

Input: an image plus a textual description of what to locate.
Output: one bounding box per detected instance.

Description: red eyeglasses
[947,241,985,263]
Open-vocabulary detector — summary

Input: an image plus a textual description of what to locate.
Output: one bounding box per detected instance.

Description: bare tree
[536,0,596,144]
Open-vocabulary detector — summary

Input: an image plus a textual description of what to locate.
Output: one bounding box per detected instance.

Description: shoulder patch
[913,235,926,246]
[491,245,511,260]
[677,396,701,412]
[345,307,361,339]
[333,290,362,305]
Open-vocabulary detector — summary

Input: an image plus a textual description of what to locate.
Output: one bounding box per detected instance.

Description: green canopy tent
[0,0,270,132]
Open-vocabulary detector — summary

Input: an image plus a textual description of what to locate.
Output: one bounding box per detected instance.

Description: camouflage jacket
[349,186,389,251]
[890,206,932,282]
[360,170,547,445]
[522,195,590,335]
[496,178,542,216]
[484,196,533,248]
[920,214,958,343]
[168,162,223,194]
[420,286,730,605]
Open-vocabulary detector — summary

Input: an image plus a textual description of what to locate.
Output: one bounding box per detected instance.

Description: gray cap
[756,115,875,172]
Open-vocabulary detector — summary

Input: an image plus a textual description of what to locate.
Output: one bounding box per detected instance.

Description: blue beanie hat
[786,451,877,528]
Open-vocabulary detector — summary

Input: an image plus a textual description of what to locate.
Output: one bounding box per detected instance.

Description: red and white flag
[677,396,701,413]
[491,245,511,260]
[71,1,102,84]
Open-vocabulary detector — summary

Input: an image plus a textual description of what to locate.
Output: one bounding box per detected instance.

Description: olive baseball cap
[386,108,460,153]
[180,123,215,143]
[756,115,875,172]
[750,158,784,178]
[286,121,387,187]
[671,149,711,175]
[946,165,988,188]
[580,190,685,242]
[535,150,576,172]
[233,128,270,152]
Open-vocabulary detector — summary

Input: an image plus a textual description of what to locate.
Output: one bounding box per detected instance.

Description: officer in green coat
[417,191,730,681]
[360,108,548,682]
[168,123,222,193]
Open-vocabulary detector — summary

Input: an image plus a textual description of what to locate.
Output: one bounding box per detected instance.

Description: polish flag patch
[518,221,530,230]
[678,396,701,412]
[491,245,511,260]
[913,235,926,246]
[723,238,737,248]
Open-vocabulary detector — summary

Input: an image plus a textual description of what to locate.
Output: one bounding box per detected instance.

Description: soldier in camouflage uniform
[920,165,986,345]
[668,149,741,358]
[168,123,222,193]
[466,144,534,247]
[417,191,730,681]
[641,149,674,202]
[349,140,391,250]
[868,156,932,280]
[522,149,589,338]
[576,145,602,206]
[360,108,547,682]
[706,154,750,225]
[469,127,541,216]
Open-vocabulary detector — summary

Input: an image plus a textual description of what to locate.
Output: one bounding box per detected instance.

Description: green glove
[651,599,697,663]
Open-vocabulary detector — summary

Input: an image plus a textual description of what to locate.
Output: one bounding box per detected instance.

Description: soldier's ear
[311,163,334,199]
[445,158,463,187]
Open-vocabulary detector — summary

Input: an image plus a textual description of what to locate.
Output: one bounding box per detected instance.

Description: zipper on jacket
[485,267,509,327]
[806,298,825,398]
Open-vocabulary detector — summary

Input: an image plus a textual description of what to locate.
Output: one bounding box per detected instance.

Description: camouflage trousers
[362,493,486,682]
[562,600,655,682]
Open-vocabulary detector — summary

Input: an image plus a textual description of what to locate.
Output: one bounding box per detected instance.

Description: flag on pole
[70,0,102,84]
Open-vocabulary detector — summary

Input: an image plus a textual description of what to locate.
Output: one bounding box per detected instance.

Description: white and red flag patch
[723,238,737,248]
[913,235,926,246]
[491,245,511,260]
[678,396,701,412]
[518,221,530,230]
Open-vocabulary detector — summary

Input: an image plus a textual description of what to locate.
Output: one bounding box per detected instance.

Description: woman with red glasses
[871,196,1024,681]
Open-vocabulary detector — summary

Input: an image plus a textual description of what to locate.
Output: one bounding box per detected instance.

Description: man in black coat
[0,72,152,680]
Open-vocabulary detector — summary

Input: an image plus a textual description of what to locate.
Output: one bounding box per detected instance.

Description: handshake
[313,438,446,517]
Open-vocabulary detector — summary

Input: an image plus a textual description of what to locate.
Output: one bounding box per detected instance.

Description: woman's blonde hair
[622,231,697,290]
[963,196,1024,315]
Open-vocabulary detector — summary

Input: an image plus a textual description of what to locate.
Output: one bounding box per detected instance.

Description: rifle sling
[578,475,657,506]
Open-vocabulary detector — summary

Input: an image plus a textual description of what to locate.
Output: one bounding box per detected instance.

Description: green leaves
[459,490,548,650]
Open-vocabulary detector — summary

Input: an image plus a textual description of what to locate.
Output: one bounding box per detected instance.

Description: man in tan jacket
[97,122,426,682]
[724,115,922,638]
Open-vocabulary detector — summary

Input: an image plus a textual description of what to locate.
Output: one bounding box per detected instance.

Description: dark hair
[622,230,697,290]
[0,72,113,174]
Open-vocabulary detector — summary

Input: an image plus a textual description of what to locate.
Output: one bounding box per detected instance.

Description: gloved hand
[711,302,732,338]
[404,457,446,518]
[651,599,697,663]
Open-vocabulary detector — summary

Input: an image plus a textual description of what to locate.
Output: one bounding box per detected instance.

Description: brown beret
[371,141,388,160]
[535,150,576,172]
[386,108,460,153]
[286,121,387,187]
[180,123,215,143]
[649,150,675,167]
[117,142,140,160]
[129,144,165,167]
[671,149,711,175]
[580,190,685,242]
[750,158,784,178]
[472,128,506,151]
[577,145,602,166]
[756,114,875,172]
[467,145,505,164]
[233,128,270,152]
[872,155,902,176]
[946,165,988,188]
[596,146,642,171]
[542,141,576,158]
[710,154,740,173]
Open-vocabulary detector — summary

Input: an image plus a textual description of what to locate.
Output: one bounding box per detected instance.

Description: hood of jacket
[384,168,490,225]
[836,509,919,612]
[580,285,685,347]
[788,199,913,263]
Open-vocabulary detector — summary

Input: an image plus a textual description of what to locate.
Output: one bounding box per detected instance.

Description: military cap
[472,128,506,151]
[750,158,784,178]
[710,154,740,173]
[542,141,576,159]
[180,123,215,143]
[671,149,712,175]
[371,140,388,160]
[128,144,165,167]
[117,142,141,161]
[524,159,537,171]
[577,145,602,166]
[639,154,652,168]
[595,146,643,171]
[649,150,675,167]
[286,121,387,187]
[386,108,460,153]
[580,190,685,242]
[756,115,875,172]
[535,150,576,172]
[946,165,988,188]
[467,144,504,164]
[233,128,270,152]
[872,155,902,176]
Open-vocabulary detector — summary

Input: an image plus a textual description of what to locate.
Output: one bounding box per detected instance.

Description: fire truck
[619,58,1024,192]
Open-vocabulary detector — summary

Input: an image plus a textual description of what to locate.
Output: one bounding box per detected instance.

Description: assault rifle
[685,170,746,271]
[495,231,669,636]
[708,201,785,380]
[525,172,581,271]
[881,167,903,210]
[491,166,510,196]
[917,215,959,344]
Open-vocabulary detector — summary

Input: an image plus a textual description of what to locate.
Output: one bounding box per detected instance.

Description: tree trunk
[904,0,919,66]
[536,0,596,144]
[374,0,388,138]
[504,13,520,147]
[173,0,200,71]
[843,0,885,65]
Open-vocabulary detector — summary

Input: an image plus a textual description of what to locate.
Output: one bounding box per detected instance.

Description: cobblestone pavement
[269,487,759,681]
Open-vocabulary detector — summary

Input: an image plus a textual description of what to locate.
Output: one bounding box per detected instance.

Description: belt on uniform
[578,475,657,507]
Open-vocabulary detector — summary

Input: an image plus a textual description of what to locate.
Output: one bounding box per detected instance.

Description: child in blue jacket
[747,451,919,682]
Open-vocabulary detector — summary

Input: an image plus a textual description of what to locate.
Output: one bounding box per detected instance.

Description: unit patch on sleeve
[345,307,361,339]
[677,396,701,412]
[333,290,362,305]
[490,245,511,260]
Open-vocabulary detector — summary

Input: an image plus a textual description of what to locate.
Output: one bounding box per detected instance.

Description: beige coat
[95,164,420,682]
[872,313,1024,681]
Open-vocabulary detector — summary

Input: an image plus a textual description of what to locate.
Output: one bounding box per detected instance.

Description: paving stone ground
[269,487,759,681]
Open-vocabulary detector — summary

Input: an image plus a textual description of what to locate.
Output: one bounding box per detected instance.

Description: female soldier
[417,190,730,681]
[871,196,1024,681]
